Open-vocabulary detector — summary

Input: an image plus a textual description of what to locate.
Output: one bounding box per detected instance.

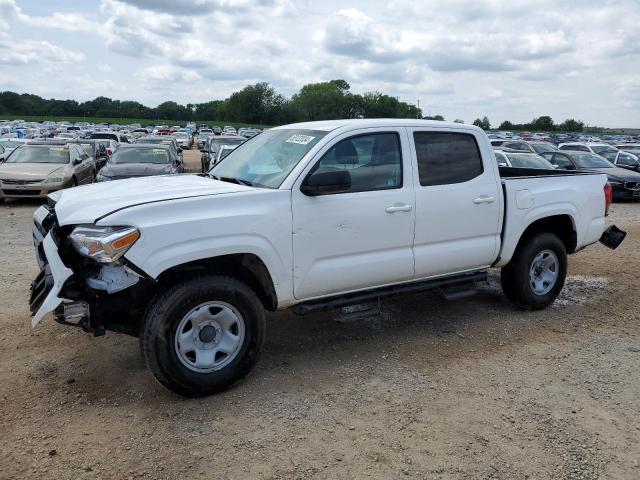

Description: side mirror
[301,169,352,196]
[73,158,82,165]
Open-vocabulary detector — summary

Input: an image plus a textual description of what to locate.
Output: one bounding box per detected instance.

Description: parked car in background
[90,131,129,143]
[96,144,184,182]
[68,139,110,170]
[528,141,558,154]
[54,132,78,140]
[0,143,95,200]
[173,131,193,150]
[615,144,640,156]
[540,150,640,200]
[212,144,239,167]
[600,150,640,173]
[558,142,618,155]
[243,129,261,139]
[223,126,237,135]
[490,139,534,152]
[494,150,555,169]
[137,136,182,161]
[197,129,215,149]
[200,135,246,172]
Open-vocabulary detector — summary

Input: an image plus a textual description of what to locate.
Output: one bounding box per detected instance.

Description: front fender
[100,190,295,305]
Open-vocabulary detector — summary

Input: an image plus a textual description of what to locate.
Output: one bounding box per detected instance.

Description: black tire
[140,275,266,397]
[501,233,567,310]
[71,177,78,187]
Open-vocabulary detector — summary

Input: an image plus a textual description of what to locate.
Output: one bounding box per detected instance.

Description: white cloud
[0,0,638,126]
[0,39,85,65]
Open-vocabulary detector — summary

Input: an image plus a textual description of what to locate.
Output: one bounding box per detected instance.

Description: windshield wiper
[217,176,253,186]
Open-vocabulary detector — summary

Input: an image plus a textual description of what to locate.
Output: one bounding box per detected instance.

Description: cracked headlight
[69,226,140,264]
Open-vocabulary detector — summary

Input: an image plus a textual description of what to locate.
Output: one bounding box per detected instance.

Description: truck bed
[495,167,608,267]
[498,166,596,179]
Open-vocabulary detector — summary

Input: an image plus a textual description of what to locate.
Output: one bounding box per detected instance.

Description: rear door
[408,129,502,278]
[291,128,416,299]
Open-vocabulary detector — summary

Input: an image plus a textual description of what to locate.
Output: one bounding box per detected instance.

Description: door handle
[473,196,495,204]
[385,204,413,213]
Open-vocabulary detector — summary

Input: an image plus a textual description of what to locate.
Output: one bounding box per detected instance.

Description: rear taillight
[604,182,612,216]
[107,148,113,156]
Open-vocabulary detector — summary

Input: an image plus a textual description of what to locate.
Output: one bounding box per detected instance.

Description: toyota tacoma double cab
[30,119,625,397]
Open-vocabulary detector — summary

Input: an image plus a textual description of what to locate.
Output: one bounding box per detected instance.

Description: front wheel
[140,275,266,397]
[501,233,567,310]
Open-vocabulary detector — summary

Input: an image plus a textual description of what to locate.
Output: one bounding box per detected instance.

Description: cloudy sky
[0,0,639,127]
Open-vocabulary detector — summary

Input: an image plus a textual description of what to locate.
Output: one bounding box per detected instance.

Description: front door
[292,128,416,300]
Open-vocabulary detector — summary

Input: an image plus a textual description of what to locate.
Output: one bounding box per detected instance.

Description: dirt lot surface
[1,151,639,479]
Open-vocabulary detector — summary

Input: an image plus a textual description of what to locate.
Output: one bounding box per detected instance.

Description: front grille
[1,178,44,185]
[624,181,640,190]
[29,265,54,313]
[2,189,41,196]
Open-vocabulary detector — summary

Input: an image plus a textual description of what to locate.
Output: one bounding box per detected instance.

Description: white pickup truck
[30,119,624,396]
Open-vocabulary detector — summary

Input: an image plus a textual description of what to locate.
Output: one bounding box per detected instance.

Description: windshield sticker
[285,134,315,145]
[161,140,171,144]
[153,149,165,154]
[50,147,66,151]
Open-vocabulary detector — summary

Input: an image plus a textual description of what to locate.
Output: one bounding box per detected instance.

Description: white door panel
[412,178,501,277]
[409,129,502,278]
[292,128,416,300]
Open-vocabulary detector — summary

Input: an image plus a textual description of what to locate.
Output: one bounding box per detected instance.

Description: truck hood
[51,174,250,225]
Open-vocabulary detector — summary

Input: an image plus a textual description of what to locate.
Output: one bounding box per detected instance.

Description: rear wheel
[501,233,567,310]
[140,275,266,397]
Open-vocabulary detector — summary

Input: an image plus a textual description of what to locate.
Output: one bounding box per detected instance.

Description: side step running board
[292,271,487,315]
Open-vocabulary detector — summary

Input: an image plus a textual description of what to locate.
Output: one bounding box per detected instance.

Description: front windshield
[5,146,69,164]
[573,153,614,168]
[111,147,171,164]
[506,153,554,169]
[210,129,328,188]
[591,145,617,154]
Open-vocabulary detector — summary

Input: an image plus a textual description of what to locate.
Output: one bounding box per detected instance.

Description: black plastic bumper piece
[599,225,626,250]
[29,265,54,314]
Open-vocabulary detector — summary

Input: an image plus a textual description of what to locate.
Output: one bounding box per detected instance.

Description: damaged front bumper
[29,233,73,327]
[30,205,148,336]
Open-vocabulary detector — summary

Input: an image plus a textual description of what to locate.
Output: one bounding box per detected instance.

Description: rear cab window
[413,132,483,186]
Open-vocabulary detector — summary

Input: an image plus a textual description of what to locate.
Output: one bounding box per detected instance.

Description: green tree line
[0,80,421,125]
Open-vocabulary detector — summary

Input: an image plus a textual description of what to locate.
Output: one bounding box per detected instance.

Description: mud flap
[599,225,626,250]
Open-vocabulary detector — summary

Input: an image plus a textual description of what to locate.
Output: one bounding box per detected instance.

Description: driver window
[313,133,402,193]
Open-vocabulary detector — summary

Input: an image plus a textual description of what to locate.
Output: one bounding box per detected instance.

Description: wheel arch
[514,214,577,257]
[155,253,278,311]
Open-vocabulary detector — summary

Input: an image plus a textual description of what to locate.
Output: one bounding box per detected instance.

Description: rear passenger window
[313,133,402,193]
[414,132,483,186]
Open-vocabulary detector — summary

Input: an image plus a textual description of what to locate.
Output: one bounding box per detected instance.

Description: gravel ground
[1,150,639,479]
